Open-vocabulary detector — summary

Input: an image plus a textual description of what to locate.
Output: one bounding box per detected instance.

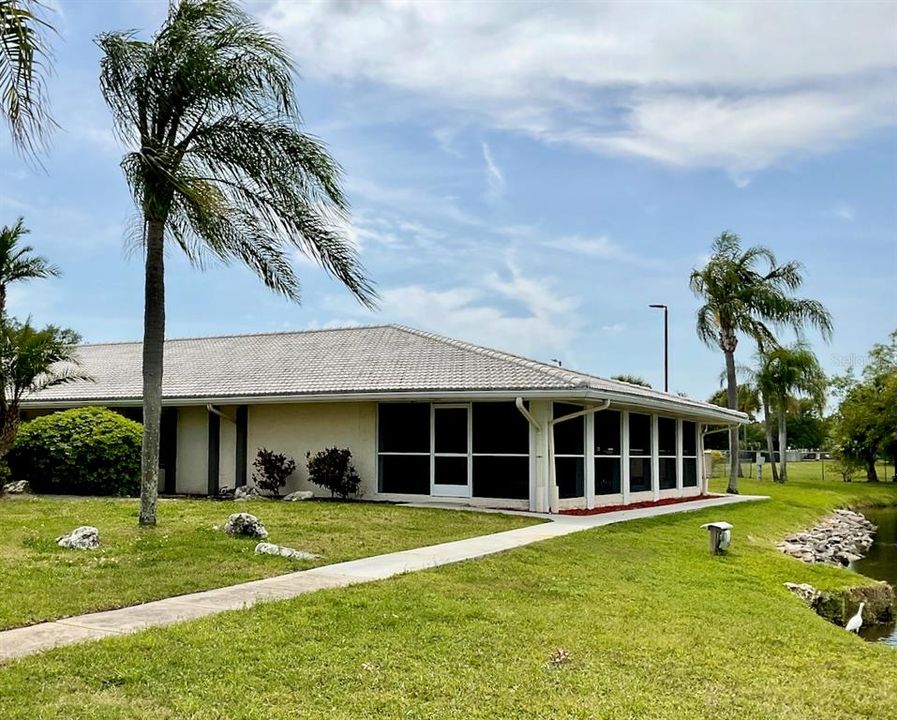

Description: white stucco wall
[176,406,208,494]
[246,402,377,497]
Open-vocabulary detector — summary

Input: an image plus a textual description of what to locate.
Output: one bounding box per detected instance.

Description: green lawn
[2,475,896,718]
[0,496,540,630]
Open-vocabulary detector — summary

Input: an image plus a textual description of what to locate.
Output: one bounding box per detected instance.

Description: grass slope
[0,496,539,629]
[2,473,896,718]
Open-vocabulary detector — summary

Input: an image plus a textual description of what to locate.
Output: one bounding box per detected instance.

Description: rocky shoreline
[780,507,896,628]
[777,508,875,566]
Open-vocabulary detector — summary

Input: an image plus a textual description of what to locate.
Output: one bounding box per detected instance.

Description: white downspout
[206,404,236,423]
[516,398,545,513]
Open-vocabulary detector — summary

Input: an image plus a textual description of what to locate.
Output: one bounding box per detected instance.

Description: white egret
[846,602,865,633]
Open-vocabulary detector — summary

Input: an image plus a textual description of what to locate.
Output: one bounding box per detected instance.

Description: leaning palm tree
[690,231,832,493]
[0,0,54,153]
[0,217,59,318]
[755,344,826,482]
[97,0,376,526]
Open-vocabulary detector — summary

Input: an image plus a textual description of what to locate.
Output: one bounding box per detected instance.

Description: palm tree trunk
[0,284,6,320]
[777,403,788,482]
[139,219,165,526]
[724,347,739,494]
[762,397,779,482]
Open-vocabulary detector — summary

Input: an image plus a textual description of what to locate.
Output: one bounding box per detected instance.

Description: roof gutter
[22,388,746,424]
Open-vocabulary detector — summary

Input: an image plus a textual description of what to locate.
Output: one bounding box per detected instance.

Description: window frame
[377,401,532,501]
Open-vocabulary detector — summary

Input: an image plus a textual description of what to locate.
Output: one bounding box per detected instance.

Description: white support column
[622,410,630,505]
[651,414,660,502]
[585,413,596,509]
[531,400,552,513]
[676,419,684,497]
[698,423,707,494]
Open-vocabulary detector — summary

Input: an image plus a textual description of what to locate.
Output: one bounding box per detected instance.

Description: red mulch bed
[559,493,724,516]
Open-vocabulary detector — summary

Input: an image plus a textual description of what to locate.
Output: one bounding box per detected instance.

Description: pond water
[851,506,897,646]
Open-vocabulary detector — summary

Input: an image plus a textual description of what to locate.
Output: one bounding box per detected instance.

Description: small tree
[251,447,295,497]
[0,319,82,462]
[0,218,59,318]
[306,447,360,500]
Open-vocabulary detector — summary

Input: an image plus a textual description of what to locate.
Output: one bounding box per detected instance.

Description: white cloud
[261,0,897,175]
[585,84,897,175]
[833,202,855,222]
[376,259,580,357]
[601,322,626,334]
[544,234,656,267]
[481,140,505,199]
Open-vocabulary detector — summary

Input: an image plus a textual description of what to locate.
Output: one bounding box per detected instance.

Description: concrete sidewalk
[0,493,766,663]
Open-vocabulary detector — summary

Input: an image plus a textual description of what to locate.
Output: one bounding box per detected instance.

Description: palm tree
[755,344,826,482]
[0,320,81,462]
[0,0,55,153]
[0,217,59,318]
[690,231,832,493]
[97,0,376,526]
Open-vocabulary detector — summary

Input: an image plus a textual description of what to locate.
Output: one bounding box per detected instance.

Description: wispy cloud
[544,234,656,267]
[374,256,580,357]
[481,140,505,199]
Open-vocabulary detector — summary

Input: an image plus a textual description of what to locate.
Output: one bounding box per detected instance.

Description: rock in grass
[57,526,100,550]
[282,490,313,502]
[254,542,318,561]
[234,485,268,501]
[224,513,268,539]
[3,480,30,494]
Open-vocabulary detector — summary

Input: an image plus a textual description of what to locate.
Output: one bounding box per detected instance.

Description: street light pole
[649,304,668,392]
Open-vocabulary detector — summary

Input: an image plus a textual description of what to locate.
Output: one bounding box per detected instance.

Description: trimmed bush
[306,447,361,500]
[251,448,296,497]
[9,407,143,496]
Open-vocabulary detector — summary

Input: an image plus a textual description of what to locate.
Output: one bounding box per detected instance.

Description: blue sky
[1,1,895,401]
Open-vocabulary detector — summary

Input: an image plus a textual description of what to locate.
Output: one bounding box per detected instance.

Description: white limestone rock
[777,509,877,566]
[282,490,314,502]
[234,485,267,501]
[224,513,268,539]
[254,542,318,561]
[57,526,100,550]
[3,480,30,494]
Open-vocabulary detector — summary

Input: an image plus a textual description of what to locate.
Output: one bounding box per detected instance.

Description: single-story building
[21,324,745,512]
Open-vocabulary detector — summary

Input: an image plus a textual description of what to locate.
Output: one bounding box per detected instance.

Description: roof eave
[21,387,747,423]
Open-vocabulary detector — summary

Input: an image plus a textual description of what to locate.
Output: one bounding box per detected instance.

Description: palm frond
[97,0,376,309]
[0,0,55,155]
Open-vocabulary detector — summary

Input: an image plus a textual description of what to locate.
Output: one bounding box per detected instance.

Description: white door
[431,404,471,497]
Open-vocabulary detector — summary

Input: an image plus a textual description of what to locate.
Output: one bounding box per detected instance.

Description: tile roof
[23,324,744,421]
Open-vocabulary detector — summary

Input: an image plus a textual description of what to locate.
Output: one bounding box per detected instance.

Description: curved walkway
[0,494,766,662]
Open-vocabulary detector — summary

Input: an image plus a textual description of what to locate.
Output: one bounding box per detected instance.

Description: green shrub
[9,407,143,496]
[306,447,361,499]
[251,447,296,497]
